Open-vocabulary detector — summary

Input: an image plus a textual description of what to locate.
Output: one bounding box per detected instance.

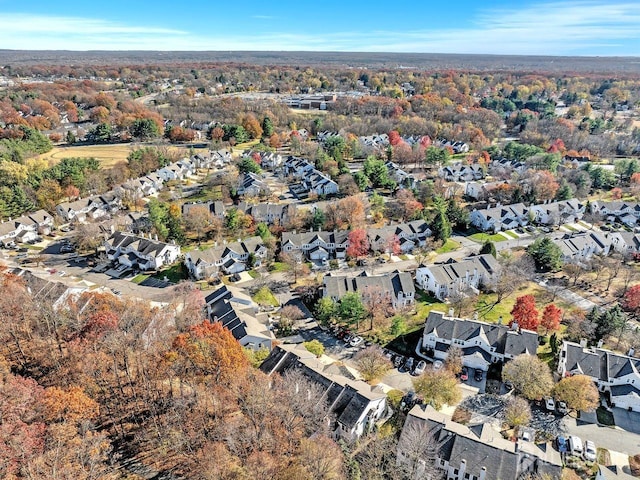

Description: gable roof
[324,271,415,299]
[419,254,499,285]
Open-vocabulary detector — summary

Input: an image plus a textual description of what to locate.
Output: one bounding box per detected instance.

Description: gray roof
[324,271,415,300]
[562,342,607,380]
[106,231,174,257]
[424,311,538,357]
[181,200,226,217]
[282,230,349,248]
[421,254,499,285]
[189,236,265,265]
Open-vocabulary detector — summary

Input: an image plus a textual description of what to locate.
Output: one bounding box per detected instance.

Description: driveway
[612,408,640,435]
[564,415,640,455]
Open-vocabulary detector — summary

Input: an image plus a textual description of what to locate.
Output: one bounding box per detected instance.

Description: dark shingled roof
[610,384,640,397]
[563,342,605,380]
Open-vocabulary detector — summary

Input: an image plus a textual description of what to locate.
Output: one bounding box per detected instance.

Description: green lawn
[596,407,615,426]
[503,230,519,239]
[469,232,508,243]
[252,286,279,307]
[131,274,150,284]
[436,238,462,254]
[564,224,579,232]
[151,263,189,283]
[407,291,448,327]
[269,262,290,272]
[247,269,260,279]
[399,254,409,261]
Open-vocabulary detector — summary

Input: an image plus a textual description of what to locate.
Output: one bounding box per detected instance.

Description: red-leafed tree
[540,304,562,334]
[419,135,431,148]
[611,187,623,200]
[623,284,640,318]
[386,234,401,255]
[388,130,402,146]
[510,295,539,331]
[347,228,370,259]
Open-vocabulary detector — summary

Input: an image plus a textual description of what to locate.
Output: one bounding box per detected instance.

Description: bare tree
[353,346,392,382]
[397,416,443,480]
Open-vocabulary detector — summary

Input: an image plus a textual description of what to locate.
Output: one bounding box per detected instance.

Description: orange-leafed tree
[540,304,562,335]
[347,229,370,259]
[166,321,249,385]
[611,187,623,200]
[42,385,99,424]
[386,234,402,255]
[510,294,539,331]
[622,284,640,318]
[388,130,402,146]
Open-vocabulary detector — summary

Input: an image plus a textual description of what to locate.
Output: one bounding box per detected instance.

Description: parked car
[556,401,568,415]
[349,336,364,347]
[460,366,468,381]
[545,397,556,411]
[402,357,415,373]
[555,436,568,453]
[413,360,427,376]
[583,440,596,462]
[568,435,583,457]
[393,355,405,369]
[474,368,483,382]
[433,360,443,370]
[526,226,536,232]
[504,381,514,391]
[541,226,552,233]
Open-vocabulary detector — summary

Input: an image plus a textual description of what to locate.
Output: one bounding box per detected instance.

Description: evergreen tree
[480,241,497,257]
[261,116,274,137]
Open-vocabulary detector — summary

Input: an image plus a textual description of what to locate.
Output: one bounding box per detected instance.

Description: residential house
[415,255,500,301]
[469,203,528,232]
[591,201,640,227]
[104,231,181,271]
[282,156,339,198]
[8,268,87,311]
[237,172,270,197]
[555,232,612,263]
[184,236,267,279]
[260,343,388,440]
[596,465,636,480]
[611,231,640,255]
[436,139,470,154]
[438,163,485,182]
[239,202,296,225]
[244,151,282,170]
[385,160,413,186]
[281,230,349,260]
[558,340,640,412]
[282,156,315,179]
[367,220,431,254]
[56,195,117,223]
[397,404,562,480]
[181,200,227,218]
[464,181,508,201]
[205,285,274,350]
[0,209,54,246]
[490,157,528,175]
[323,271,415,309]
[420,310,539,372]
[529,199,585,226]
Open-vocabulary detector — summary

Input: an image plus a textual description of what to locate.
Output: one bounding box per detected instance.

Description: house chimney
[154,234,158,241]
[629,348,636,357]
[448,308,454,317]
[459,460,467,478]
[479,467,487,480]
[511,322,519,331]
[498,316,503,325]
[597,339,603,348]
[580,338,587,348]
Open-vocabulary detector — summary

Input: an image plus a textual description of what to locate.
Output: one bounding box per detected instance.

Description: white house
[416,254,500,301]
[323,271,415,310]
[260,343,388,441]
[421,310,539,372]
[281,230,350,260]
[469,203,528,232]
[555,232,612,263]
[438,163,485,182]
[529,199,585,225]
[104,231,181,271]
[237,172,270,197]
[397,404,562,480]
[0,209,53,246]
[183,236,267,279]
[558,340,640,412]
[56,195,117,223]
[367,220,431,254]
[204,285,274,351]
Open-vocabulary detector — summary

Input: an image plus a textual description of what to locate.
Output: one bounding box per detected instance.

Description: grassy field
[131,274,150,284]
[469,232,508,243]
[151,263,189,283]
[503,230,519,239]
[436,238,462,254]
[34,143,208,168]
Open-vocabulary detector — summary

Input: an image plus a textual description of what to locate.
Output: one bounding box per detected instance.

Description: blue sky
[1,0,639,55]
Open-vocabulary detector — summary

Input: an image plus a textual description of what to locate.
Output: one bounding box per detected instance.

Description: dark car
[393,355,405,369]
[555,436,568,453]
[402,357,415,373]
[474,368,484,382]
[460,366,469,381]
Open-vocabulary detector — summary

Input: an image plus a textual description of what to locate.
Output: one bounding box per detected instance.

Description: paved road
[563,415,640,456]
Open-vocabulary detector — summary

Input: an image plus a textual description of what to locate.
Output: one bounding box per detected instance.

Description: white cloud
[1,2,639,54]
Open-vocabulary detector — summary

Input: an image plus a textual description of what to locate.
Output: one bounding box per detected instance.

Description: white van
[568,435,583,456]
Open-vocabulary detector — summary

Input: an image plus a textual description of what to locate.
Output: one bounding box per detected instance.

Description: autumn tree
[552,374,599,412]
[346,228,370,258]
[303,339,325,357]
[353,346,392,382]
[184,205,214,244]
[502,354,554,401]
[278,251,309,283]
[510,295,540,331]
[540,304,562,335]
[504,396,532,430]
[242,114,263,139]
[165,320,249,385]
[277,305,305,336]
[444,346,463,375]
[412,368,461,410]
[622,284,640,319]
